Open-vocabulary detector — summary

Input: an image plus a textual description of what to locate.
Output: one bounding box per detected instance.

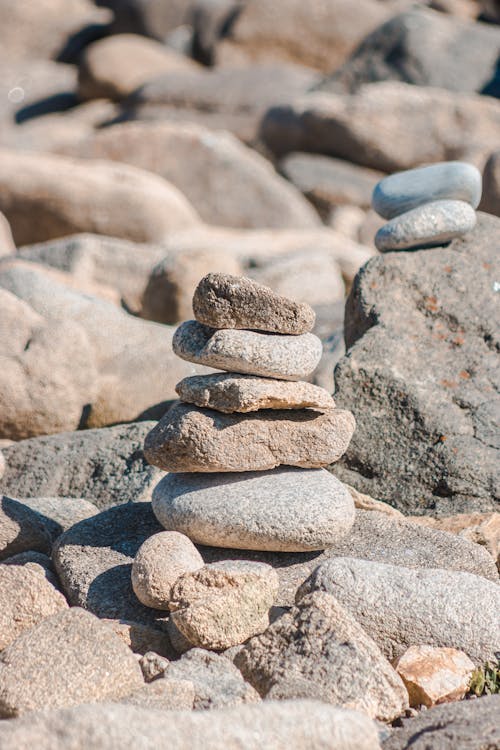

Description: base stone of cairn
[143,272,356,553]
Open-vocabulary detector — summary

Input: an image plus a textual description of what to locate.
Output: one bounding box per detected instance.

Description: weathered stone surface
[152,468,355,551]
[0,495,52,560]
[102,620,172,657]
[131,531,204,610]
[346,486,403,517]
[0,288,98,440]
[280,153,382,214]
[53,503,164,625]
[173,321,322,380]
[139,651,169,682]
[78,34,198,101]
[169,561,279,650]
[480,149,500,217]
[145,402,355,473]
[140,247,243,324]
[261,83,500,171]
[0,699,382,749]
[0,212,15,257]
[298,557,500,665]
[18,496,99,541]
[0,608,144,717]
[410,512,500,567]
[119,678,195,710]
[165,648,260,709]
[395,645,475,708]
[193,273,316,334]
[383,694,500,750]
[372,162,482,220]
[322,8,500,96]
[0,566,68,650]
[64,121,321,230]
[375,200,477,252]
[0,149,199,247]
[0,422,162,509]
[176,373,335,413]
[1,550,60,589]
[235,592,408,721]
[333,213,499,515]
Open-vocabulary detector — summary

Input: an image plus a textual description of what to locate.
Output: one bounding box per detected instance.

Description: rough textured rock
[0,149,199,247]
[152,468,355,551]
[164,648,259,709]
[102,620,172,657]
[176,373,335,413]
[395,645,475,708]
[322,8,500,96]
[332,213,500,515]
[375,200,477,252]
[0,495,52,560]
[383,694,500,749]
[0,608,144,717]
[298,557,500,665]
[0,422,162,509]
[480,149,500,217]
[169,561,279,650]
[0,288,98,440]
[52,503,164,625]
[119,679,195,710]
[173,321,322,380]
[140,246,243,324]
[0,566,68,650]
[261,82,500,171]
[63,121,322,230]
[78,34,198,101]
[139,651,170,682]
[235,592,408,722]
[1,550,60,589]
[0,699,382,750]
[145,402,355,472]
[19,496,99,540]
[411,512,500,567]
[193,273,315,334]
[346,486,403,517]
[372,162,482,220]
[131,531,204,610]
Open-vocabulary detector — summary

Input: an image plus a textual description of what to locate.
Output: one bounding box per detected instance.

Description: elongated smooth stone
[375,200,476,252]
[372,162,482,220]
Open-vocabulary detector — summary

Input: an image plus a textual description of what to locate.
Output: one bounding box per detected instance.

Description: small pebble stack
[372,161,482,252]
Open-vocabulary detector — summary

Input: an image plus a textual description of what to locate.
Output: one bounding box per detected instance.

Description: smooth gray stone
[375,200,476,252]
[372,162,482,219]
[152,468,355,552]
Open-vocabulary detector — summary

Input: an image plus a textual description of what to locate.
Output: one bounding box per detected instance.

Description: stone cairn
[133,273,356,651]
[372,161,482,252]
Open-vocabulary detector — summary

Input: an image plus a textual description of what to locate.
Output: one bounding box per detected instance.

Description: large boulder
[261,82,500,171]
[332,213,499,515]
[321,8,500,97]
[0,149,199,247]
[62,121,321,229]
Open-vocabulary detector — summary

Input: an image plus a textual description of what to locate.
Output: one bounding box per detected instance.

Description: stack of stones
[373,161,482,252]
[144,273,356,554]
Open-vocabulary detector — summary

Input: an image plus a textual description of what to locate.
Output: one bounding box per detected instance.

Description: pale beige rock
[0,212,15,257]
[102,620,172,657]
[0,451,4,481]
[0,495,52,560]
[346,484,404,518]
[0,608,144,717]
[0,149,199,247]
[79,34,198,101]
[193,273,315,334]
[0,566,68,650]
[120,678,195,710]
[176,373,335,413]
[395,645,475,708]
[411,513,500,566]
[140,248,243,324]
[173,322,322,381]
[144,401,355,473]
[169,561,280,650]
[131,531,204,610]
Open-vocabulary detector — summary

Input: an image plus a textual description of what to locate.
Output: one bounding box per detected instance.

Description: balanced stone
[173,321,322,381]
[192,273,315,334]
[144,402,355,473]
[151,468,356,551]
[372,162,482,220]
[175,373,335,413]
[375,200,476,252]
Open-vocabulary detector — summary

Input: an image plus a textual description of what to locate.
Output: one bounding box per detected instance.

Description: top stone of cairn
[192,273,316,335]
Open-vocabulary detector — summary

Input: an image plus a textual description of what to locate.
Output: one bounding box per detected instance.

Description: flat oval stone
[151,468,356,551]
[173,320,322,381]
[375,200,476,252]
[175,373,335,413]
[144,402,355,473]
[372,162,482,219]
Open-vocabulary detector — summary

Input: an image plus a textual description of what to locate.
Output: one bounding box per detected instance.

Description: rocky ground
[0,1,499,748]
